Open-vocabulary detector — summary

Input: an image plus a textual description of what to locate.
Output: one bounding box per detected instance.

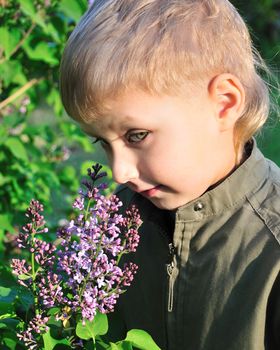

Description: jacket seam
[246,195,280,247]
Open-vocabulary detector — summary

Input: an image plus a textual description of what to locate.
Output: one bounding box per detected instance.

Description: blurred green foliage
[231,0,280,162]
[0,1,279,347]
[0,0,116,261]
[0,0,279,261]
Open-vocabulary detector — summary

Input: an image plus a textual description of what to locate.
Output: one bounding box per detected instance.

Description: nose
[110,153,138,185]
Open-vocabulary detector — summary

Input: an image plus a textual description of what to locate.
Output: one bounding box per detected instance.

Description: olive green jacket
[114,140,280,350]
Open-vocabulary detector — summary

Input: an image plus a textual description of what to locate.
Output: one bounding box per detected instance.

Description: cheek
[146,141,187,177]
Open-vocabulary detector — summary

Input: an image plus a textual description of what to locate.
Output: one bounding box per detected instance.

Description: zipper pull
[167,244,178,312]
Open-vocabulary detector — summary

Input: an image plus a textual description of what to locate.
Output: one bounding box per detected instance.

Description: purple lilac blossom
[10,258,32,287]
[56,165,141,321]
[11,164,142,346]
[17,314,49,350]
[11,200,60,346]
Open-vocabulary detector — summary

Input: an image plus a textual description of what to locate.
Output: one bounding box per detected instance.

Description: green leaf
[124,329,161,350]
[47,307,60,317]
[0,287,17,315]
[0,214,15,233]
[0,27,11,56]
[0,230,4,252]
[109,343,120,350]
[1,336,18,350]
[42,329,71,350]
[46,88,63,115]
[0,318,19,328]
[16,287,34,311]
[115,341,133,350]
[0,302,15,316]
[0,61,27,86]
[45,22,61,43]
[0,286,17,303]
[76,312,108,340]
[59,0,86,23]
[0,27,21,59]
[0,314,15,320]
[5,137,28,162]
[76,320,95,341]
[59,165,76,184]
[19,0,35,16]
[0,173,7,187]
[18,273,31,280]
[19,0,47,30]
[0,265,17,288]
[22,40,59,66]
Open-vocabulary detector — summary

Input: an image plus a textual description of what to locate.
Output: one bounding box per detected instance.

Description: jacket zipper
[167,243,178,312]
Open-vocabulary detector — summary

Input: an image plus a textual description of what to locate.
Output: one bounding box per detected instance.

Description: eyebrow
[80,114,142,141]
[82,128,121,144]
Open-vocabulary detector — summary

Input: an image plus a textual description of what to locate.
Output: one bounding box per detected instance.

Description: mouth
[140,185,161,198]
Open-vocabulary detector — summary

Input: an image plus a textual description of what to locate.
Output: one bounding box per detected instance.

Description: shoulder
[267,158,280,186]
[247,156,280,245]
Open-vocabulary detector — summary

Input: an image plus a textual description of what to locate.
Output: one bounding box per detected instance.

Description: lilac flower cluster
[11,164,142,348]
[11,200,55,348]
[11,200,55,289]
[17,314,49,350]
[56,164,141,322]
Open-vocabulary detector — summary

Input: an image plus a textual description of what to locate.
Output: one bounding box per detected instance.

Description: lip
[140,185,161,198]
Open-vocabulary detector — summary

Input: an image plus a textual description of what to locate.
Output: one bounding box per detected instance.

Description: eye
[126,131,149,144]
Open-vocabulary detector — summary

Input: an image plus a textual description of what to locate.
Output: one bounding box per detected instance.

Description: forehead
[80,113,136,137]
[80,86,209,137]
[102,87,202,116]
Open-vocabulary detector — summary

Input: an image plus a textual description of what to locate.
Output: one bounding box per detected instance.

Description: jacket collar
[175,139,269,222]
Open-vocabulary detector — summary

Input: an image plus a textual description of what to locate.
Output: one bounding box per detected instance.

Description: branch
[0,23,36,65]
[0,78,43,110]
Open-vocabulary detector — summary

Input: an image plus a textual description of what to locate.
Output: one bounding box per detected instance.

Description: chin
[150,198,183,211]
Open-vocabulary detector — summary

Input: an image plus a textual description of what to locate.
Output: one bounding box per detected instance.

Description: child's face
[81,88,238,210]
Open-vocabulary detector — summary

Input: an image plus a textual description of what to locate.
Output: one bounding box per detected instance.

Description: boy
[59,1,280,349]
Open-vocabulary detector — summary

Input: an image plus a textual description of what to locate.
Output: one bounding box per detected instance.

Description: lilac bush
[10,164,143,349]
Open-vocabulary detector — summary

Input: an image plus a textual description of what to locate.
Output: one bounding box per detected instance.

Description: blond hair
[60,0,270,150]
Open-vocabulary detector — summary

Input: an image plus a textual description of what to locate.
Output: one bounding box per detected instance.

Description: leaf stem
[84,198,92,222]
[31,227,39,315]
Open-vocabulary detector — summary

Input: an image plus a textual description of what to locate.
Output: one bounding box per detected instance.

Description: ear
[208,74,245,131]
